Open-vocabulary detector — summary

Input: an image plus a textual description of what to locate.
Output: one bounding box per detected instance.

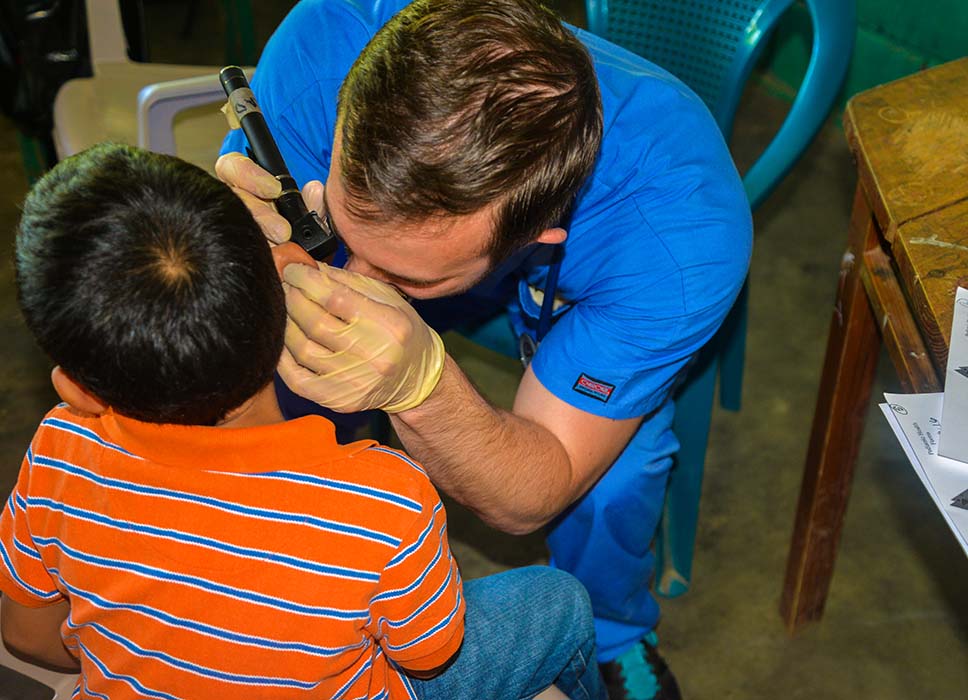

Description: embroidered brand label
[573,374,615,403]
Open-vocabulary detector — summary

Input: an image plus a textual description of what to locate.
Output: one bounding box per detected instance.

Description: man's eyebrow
[322,189,344,244]
[323,190,452,288]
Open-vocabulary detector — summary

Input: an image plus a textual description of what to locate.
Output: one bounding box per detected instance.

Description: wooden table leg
[861,246,940,393]
[780,185,883,635]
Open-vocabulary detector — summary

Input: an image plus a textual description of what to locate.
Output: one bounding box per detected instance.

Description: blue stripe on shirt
[332,654,374,700]
[0,538,60,599]
[28,498,380,582]
[31,454,401,548]
[372,537,446,605]
[386,502,442,568]
[77,670,109,700]
[382,555,456,629]
[12,533,44,562]
[40,417,139,458]
[33,536,368,620]
[72,641,180,700]
[230,471,422,512]
[56,577,368,658]
[384,586,464,653]
[366,446,427,475]
[66,618,322,689]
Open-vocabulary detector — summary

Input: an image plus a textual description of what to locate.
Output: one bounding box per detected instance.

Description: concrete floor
[1,2,966,698]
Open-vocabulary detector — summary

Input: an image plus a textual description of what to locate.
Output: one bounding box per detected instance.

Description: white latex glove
[280,263,446,413]
[214,152,326,246]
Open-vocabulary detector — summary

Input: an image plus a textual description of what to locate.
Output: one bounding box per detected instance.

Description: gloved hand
[280,263,446,413]
[215,152,326,246]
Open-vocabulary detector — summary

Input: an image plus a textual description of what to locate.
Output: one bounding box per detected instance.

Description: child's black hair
[15,143,286,425]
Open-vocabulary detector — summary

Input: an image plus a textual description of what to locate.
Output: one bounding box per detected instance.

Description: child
[0,143,604,699]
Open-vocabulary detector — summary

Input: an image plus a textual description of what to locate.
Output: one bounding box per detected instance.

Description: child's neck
[217,384,285,429]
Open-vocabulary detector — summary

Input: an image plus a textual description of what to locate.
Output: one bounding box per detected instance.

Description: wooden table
[780,57,968,635]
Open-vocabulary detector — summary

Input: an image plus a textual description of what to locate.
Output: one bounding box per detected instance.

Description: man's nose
[343,256,380,280]
[341,257,411,301]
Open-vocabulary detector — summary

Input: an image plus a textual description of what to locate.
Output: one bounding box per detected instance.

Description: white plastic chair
[52,0,248,173]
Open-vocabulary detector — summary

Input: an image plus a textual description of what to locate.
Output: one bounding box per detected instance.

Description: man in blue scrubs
[219,1,752,697]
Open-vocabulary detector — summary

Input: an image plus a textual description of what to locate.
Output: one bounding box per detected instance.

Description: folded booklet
[881,393,968,556]
[939,286,968,461]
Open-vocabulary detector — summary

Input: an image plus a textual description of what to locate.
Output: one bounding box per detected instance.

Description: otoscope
[219,66,337,261]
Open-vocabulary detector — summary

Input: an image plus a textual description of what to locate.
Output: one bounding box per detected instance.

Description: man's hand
[214,152,325,245]
[281,264,446,413]
[218,153,445,414]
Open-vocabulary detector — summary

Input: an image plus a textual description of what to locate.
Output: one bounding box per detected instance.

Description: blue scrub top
[222,0,752,423]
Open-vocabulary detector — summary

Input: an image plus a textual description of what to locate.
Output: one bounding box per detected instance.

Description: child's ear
[272,242,317,279]
[50,366,108,415]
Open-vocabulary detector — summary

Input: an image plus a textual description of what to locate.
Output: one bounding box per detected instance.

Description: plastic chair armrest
[136,68,254,154]
[743,0,855,208]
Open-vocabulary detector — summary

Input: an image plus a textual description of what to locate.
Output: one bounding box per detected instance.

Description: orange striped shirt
[0,405,464,699]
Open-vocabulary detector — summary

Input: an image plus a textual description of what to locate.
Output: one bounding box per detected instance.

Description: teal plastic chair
[583,0,855,596]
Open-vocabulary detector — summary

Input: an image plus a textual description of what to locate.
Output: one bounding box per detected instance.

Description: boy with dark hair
[0,143,604,699]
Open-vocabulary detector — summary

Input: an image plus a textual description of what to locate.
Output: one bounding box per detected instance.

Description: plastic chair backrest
[49,0,251,174]
[85,0,129,65]
[586,0,855,209]
[582,0,855,598]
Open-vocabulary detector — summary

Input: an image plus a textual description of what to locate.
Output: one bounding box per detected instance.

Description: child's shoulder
[327,441,439,504]
[28,404,123,455]
[34,403,102,438]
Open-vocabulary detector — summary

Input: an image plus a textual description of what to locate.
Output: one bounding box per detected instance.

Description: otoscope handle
[220,66,289,175]
[219,66,336,261]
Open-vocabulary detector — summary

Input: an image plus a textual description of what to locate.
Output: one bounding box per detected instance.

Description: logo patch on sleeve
[573,374,615,403]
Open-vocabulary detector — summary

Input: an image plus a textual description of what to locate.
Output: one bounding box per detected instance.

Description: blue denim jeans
[407,566,606,700]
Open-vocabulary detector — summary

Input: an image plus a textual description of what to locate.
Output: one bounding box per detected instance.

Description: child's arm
[400,649,461,679]
[0,445,76,672]
[368,478,465,680]
[1,596,79,672]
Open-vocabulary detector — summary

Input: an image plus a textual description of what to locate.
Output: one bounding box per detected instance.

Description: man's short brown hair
[337,0,603,262]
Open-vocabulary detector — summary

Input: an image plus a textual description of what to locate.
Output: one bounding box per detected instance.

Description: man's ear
[50,366,108,415]
[535,227,567,246]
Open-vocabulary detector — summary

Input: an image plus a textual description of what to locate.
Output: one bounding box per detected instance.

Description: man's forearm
[390,356,577,535]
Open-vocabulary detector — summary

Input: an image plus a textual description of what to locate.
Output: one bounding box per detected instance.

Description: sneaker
[599,632,682,700]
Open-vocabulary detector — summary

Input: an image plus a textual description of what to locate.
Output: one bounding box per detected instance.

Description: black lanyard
[519,246,562,367]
